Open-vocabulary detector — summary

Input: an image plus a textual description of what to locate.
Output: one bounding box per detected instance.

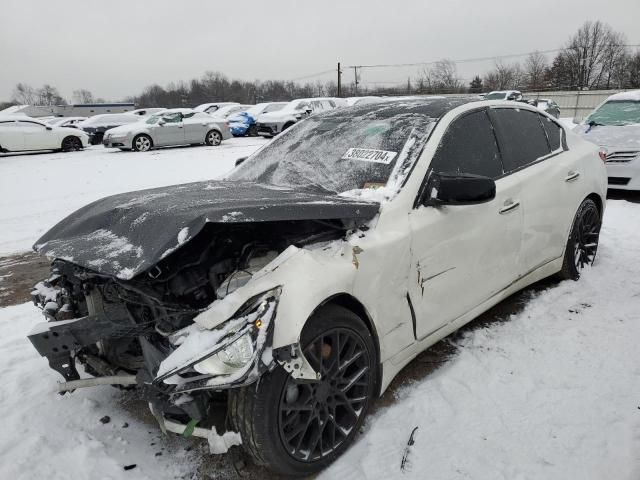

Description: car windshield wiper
[588,120,605,127]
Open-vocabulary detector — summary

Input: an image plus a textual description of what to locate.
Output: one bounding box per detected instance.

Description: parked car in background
[78,113,142,145]
[194,102,239,114]
[256,97,341,137]
[102,108,231,152]
[129,108,167,116]
[527,98,561,118]
[45,117,87,129]
[485,90,523,101]
[29,98,606,476]
[574,90,640,190]
[208,104,253,120]
[228,102,287,136]
[344,96,381,106]
[0,115,89,153]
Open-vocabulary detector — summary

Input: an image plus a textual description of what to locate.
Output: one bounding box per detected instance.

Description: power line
[348,44,640,70]
[288,69,336,82]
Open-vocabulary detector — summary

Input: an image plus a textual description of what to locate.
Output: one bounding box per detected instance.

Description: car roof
[318,97,480,120]
[158,108,198,114]
[0,115,42,123]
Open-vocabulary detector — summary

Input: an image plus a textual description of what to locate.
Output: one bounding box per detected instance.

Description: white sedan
[102,108,232,152]
[29,98,606,476]
[0,115,89,153]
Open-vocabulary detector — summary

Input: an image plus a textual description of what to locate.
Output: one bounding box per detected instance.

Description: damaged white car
[28,98,606,476]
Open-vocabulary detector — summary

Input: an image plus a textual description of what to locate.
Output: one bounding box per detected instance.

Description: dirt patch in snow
[0,252,50,307]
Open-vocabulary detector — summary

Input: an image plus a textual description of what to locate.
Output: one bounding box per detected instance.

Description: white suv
[256,97,342,137]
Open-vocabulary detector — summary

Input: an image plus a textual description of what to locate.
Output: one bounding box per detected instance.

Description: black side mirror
[46,126,52,131]
[235,157,248,167]
[422,172,496,206]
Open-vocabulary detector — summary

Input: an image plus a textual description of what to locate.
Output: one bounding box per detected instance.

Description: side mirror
[422,172,496,206]
[235,157,248,167]
[158,120,166,126]
[46,126,52,130]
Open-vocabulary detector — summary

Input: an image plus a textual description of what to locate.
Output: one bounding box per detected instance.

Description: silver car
[102,108,232,152]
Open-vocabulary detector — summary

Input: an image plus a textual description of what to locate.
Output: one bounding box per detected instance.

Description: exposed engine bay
[29,220,348,429]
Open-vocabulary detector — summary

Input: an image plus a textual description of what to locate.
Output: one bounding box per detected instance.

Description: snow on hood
[575,124,640,149]
[33,180,379,280]
[607,90,640,102]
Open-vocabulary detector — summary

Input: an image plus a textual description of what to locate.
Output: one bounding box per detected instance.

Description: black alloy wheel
[61,136,82,152]
[229,305,377,476]
[559,198,601,280]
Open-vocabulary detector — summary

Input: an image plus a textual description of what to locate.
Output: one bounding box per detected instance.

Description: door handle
[565,171,580,182]
[499,199,520,214]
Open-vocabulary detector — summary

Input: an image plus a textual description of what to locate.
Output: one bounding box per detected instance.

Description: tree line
[5,20,640,110]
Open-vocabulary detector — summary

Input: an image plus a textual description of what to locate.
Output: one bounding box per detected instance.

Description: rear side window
[429,109,503,179]
[490,108,551,172]
[540,115,563,151]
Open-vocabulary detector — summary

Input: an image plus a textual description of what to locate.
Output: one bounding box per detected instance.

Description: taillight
[598,148,608,163]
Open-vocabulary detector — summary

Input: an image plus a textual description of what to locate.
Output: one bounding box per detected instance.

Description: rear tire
[61,136,82,152]
[132,134,152,152]
[558,198,601,280]
[205,129,222,146]
[229,305,377,477]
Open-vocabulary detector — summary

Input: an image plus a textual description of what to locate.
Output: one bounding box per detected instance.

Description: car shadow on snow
[607,189,640,204]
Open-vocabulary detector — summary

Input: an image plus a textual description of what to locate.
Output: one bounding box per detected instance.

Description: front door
[408,109,523,340]
[154,112,185,146]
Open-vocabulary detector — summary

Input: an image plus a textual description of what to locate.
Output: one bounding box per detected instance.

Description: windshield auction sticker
[341,148,397,164]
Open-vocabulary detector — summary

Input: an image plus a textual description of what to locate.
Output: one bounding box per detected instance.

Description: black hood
[34,180,379,280]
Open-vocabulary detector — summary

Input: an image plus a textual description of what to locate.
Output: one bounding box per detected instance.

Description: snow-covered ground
[0,139,267,255]
[0,199,638,479]
[1,137,639,479]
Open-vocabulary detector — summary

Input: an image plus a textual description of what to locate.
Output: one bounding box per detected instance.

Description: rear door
[183,112,208,143]
[408,108,523,339]
[489,108,577,274]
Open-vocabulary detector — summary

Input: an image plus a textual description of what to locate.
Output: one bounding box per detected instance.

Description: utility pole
[353,66,359,95]
[337,62,342,97]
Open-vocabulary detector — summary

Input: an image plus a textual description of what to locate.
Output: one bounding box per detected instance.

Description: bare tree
[417,59,462,93]
[524,51,547,90]
[483,60,523,90]
[11,83,36,104]
[72,89,94,104]
[36,84,66,106]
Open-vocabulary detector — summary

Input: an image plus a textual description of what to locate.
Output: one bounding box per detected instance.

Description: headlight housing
[154,287,281,391]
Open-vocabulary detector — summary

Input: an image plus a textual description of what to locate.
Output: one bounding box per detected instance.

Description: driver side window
[429,109,504,179]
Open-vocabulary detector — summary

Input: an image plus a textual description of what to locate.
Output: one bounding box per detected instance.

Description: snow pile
[321,200,640,480]
[608,90,640,101]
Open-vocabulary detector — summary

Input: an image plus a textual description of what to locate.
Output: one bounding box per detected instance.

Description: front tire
[205,129,222,146]
[558,198,601,280]
[132,134,152,152]
[229,305,377,476]
[61,136,82,152]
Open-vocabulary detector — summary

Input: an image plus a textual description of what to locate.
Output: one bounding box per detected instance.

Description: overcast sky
[1,0,639,102]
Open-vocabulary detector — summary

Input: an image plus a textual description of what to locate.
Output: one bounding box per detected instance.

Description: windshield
[228,108,436,195]
[485,92,507,100]
[587,100,640,126]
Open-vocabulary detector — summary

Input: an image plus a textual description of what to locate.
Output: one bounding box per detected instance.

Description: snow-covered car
[102,108,231,152]
[256,97,342,137]
[527,98,561,118]
[344,96,381,106]
[129,108,167,116]
[27,98,606,476]
[485,90,523,101]
[45,116,88,129]
[574,90,640,190]
[228,102,288,136]
[194,102,239,114]
[207,104,253,121]
[78,113,142,145]
[0,115,89,153]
